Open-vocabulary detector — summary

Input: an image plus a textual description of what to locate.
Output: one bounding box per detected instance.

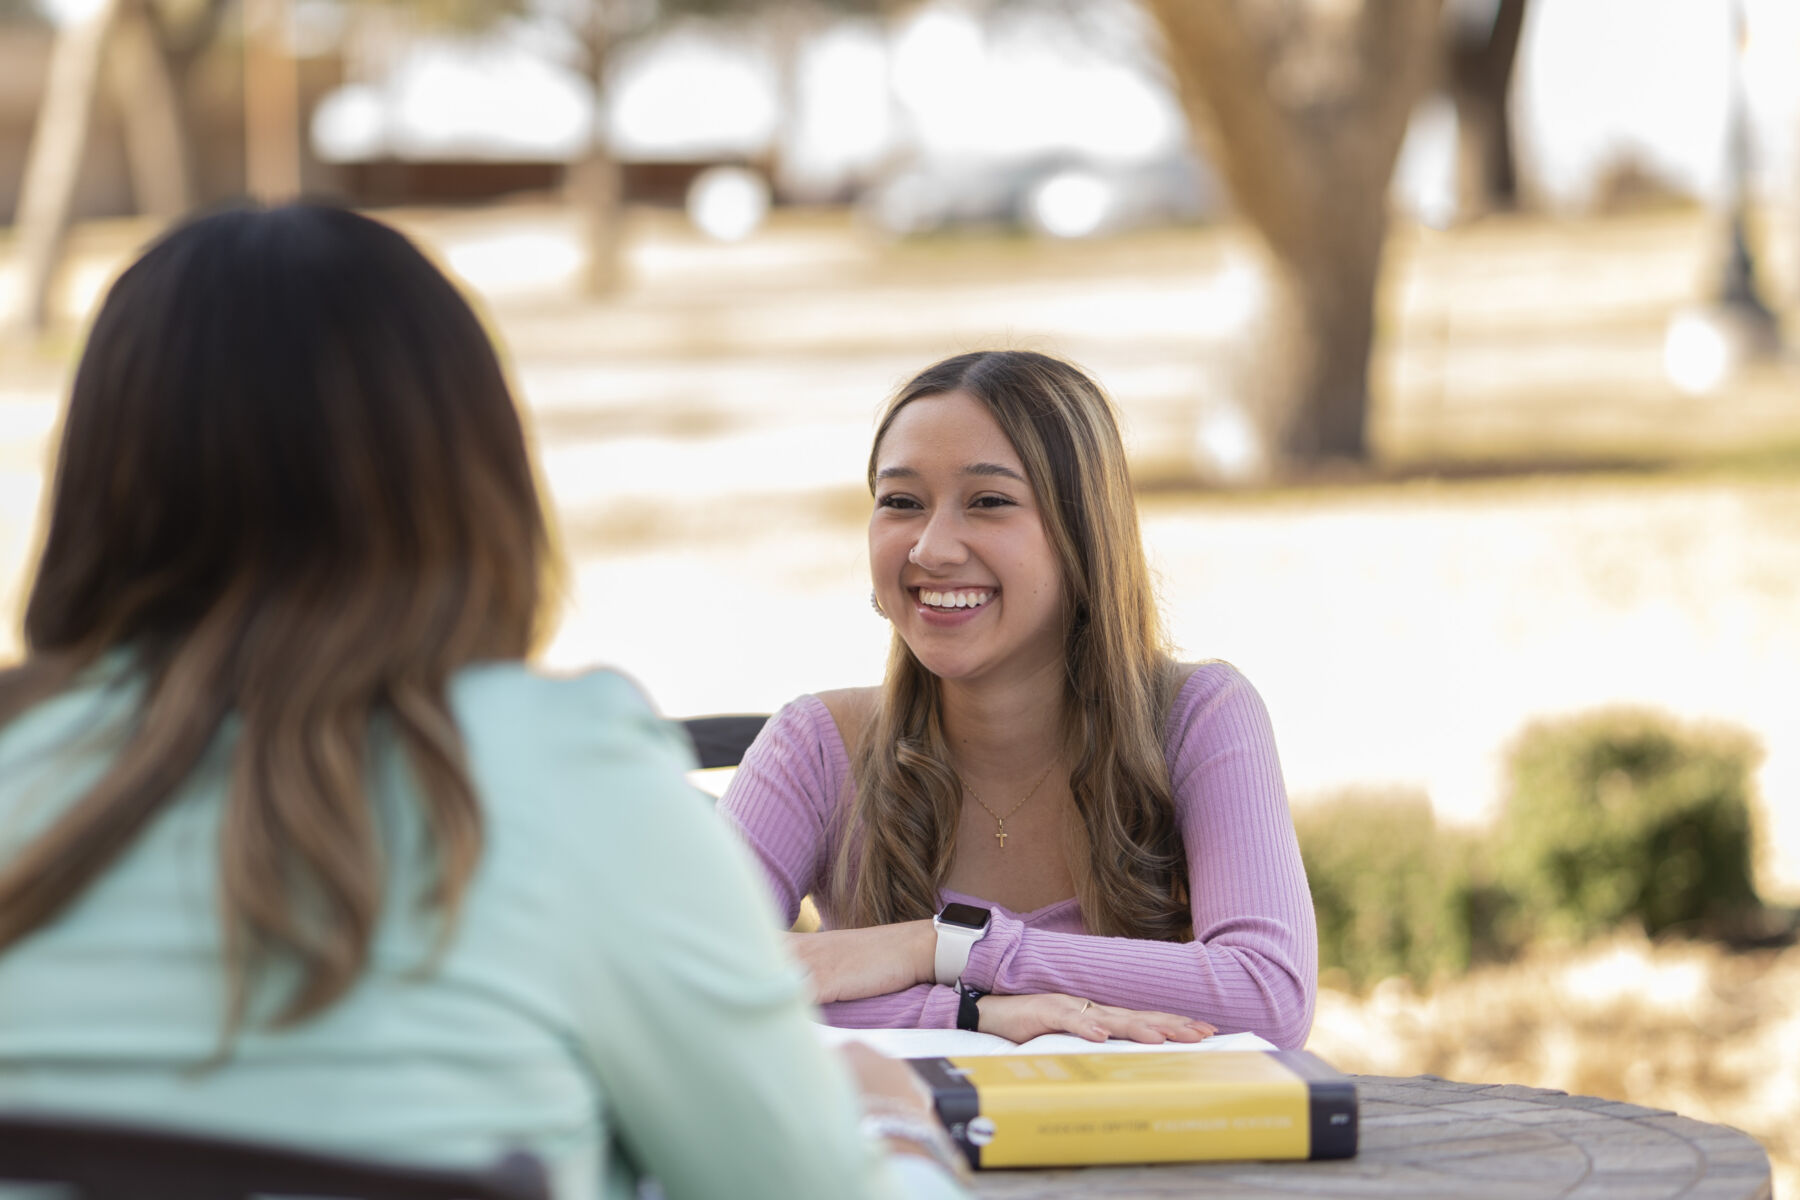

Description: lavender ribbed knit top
[717,662,1318,1049]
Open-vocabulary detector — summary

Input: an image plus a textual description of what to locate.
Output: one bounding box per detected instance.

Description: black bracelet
[956,982,985,1032]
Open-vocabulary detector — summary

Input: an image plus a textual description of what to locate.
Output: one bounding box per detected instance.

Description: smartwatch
[932,902,991,987]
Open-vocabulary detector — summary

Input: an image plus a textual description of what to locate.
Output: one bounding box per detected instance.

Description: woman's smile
[914,587,994,611]
[912,586,997,627]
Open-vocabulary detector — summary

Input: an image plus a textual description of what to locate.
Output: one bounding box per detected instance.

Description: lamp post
[1714,0,1777,329]
[1663,0,1781,395]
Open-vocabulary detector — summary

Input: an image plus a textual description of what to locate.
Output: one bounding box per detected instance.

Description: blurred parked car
[862,151,1219,239]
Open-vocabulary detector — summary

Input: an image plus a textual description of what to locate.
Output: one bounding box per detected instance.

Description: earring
[870,589,886,619]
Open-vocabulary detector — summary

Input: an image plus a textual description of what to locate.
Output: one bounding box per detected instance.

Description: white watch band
[932,918,984,987]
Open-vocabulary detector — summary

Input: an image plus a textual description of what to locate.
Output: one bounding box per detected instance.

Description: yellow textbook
[908,1049,1357,1169]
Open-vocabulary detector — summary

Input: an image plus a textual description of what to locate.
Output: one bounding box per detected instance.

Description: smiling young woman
[718,351,1318,1050]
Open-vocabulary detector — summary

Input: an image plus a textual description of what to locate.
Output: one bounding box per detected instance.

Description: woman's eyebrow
[874,462,1027,483]
[966,462,1027,482]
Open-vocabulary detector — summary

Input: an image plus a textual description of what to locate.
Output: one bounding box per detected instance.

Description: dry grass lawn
[1309,933,1796,1196]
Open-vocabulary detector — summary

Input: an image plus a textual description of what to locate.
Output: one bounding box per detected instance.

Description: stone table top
[968,1074,1772,1199]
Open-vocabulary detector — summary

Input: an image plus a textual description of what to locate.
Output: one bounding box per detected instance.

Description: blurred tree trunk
[571,151,624,296]
[9,0,123,336]
[1446,0,1528,217]
[571,2,624,296]
[243,0,303,202]
[1140,0,1442,466]
[767,2,829,202]
[110,0,194,220]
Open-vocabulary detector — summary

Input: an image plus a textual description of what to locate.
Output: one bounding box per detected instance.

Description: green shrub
[1296,791,1510,991]
[1498,709,1761,941]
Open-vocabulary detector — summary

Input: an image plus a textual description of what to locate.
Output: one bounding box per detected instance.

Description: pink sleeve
[820,985,962,1030]
[716,698,841,928]
[956,665,1318,1048]
[717,698,966,1030]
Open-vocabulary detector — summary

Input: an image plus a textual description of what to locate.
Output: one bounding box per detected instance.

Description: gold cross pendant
[995,823,1008,848]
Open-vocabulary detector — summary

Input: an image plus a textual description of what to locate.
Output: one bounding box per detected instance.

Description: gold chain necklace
[961,761,1058,850]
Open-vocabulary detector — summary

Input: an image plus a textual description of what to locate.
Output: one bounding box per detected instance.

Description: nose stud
[908,545,921,564]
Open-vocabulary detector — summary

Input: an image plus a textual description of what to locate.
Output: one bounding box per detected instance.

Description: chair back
[681,714,769,770]
[0,1110,551,1200]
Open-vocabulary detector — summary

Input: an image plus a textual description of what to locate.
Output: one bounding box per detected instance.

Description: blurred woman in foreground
[0,205,965,1200]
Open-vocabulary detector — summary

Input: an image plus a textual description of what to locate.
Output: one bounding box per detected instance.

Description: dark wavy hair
[0,204,551,1031]
[833,350,1191,943]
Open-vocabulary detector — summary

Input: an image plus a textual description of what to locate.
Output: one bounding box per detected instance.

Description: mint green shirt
[0,659,961,1200]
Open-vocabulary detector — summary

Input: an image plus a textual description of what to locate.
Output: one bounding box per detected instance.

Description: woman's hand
[976,993,1217,1045]
[787,921,934,1004]
[839,1043,970,1179]
[839,1042,935,1119]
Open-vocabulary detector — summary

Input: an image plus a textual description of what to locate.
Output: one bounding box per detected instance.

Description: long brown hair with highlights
[832,351,1191,942]
[0,205,550,1032]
